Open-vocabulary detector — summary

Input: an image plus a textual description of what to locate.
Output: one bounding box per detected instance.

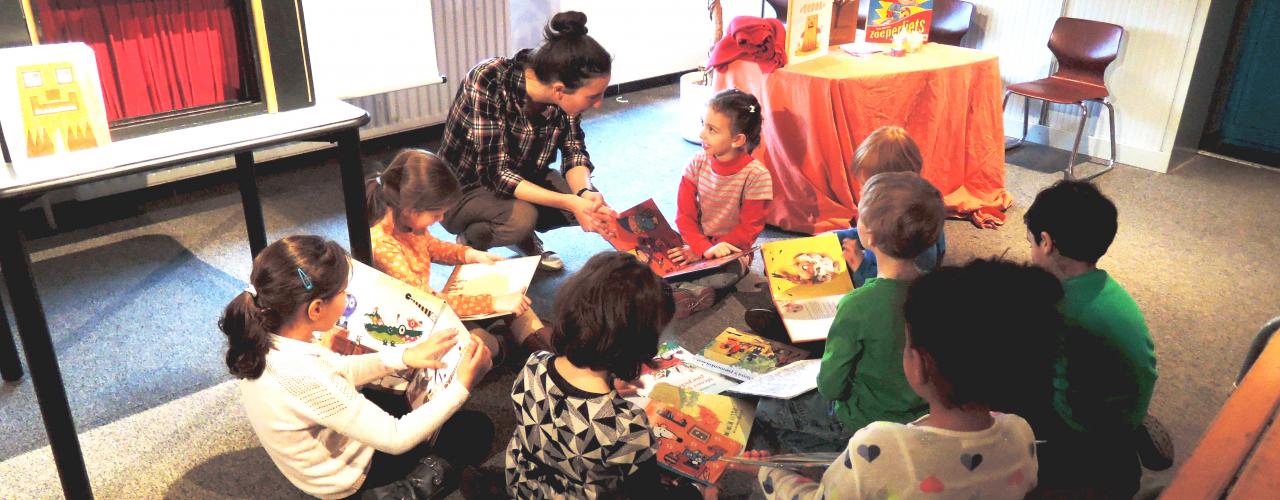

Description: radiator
[71,0,510,202]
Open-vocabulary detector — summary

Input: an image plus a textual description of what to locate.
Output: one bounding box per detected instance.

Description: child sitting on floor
[223,235,493,499]
[745,125,945,335]
[755,172,944,452]
[667,88,773,318]
[504,251,700,498]
[366,149,553,358]
[735,258,1061,500]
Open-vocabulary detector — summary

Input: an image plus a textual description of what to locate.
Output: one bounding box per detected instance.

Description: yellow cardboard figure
[799,14,822,54]
[17,62,101,158]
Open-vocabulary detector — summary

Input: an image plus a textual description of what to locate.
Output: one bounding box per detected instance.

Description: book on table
[602,198,751,279]
[315,259,471,409]
[761,233,853,343]
[784,0,834,66]
[828,0,862,45]
[864,0,934,43]
[440,255,540,320]
[645,383,755,485]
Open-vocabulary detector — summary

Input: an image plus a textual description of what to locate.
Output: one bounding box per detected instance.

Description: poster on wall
[864,0,934,43]
[0,43,111,167]
[785,0,835,66]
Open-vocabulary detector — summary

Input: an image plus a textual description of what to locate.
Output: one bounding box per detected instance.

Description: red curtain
[33,0,245,122]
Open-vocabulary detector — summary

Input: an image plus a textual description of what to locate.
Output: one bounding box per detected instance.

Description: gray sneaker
[511,234,563,271]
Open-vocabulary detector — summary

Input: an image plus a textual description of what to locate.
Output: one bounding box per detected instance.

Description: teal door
[1221,0,1280,153]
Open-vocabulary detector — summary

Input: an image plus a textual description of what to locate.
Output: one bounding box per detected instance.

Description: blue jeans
[756,391,853,452]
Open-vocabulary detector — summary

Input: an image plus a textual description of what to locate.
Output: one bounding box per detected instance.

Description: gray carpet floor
[1,83,1278,499]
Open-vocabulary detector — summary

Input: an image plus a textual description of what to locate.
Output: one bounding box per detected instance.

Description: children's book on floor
[632,329,817,402]
[441,255,540,320]
[645,383,755,485]
[603,198,751,279]
[865,0,934,43]
[315,259,470,409]
[762,233,853,342]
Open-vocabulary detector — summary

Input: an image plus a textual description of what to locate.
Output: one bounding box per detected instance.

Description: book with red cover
[865,0,934,43]
[602,199,750,279]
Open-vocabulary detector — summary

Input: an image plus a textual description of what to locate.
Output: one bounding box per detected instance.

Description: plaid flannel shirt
[438,49,594,198]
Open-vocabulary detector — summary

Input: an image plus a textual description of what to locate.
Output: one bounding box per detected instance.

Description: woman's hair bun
[547,11,588,40]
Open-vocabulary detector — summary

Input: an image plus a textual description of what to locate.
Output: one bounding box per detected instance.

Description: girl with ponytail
[221,235,493,498]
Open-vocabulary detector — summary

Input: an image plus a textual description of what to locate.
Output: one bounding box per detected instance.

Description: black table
[0,100,372,498]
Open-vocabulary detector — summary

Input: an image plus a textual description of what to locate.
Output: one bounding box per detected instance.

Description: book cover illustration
[865,0,934,43]
[785,0,835,66]
[0,43,110,167]
[699,327,808,376]
[829,0,862,45]
[603,198,751,279]
[634,343,739,402]
[317,260,470,408]
[645,383,755,485]
[441,255,540,320]
[762,233,852,342]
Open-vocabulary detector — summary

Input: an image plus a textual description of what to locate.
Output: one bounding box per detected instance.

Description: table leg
[0,204,93,498]
[0,300,23,382]
[235,151,268,258]
[335,128,371,265]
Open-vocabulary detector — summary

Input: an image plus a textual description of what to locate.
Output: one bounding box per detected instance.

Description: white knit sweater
[239,335,469,499]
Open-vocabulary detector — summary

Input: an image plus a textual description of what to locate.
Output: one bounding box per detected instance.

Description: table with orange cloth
[713,43,1012,233]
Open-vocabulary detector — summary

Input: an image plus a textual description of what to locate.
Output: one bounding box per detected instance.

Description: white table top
[0,100,368,199]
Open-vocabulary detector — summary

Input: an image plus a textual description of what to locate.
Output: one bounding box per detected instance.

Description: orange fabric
[369,217,494,316]
[714,43,1013,233]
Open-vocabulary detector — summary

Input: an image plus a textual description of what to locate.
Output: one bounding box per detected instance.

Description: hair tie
[748,104,756,114]
[375,175,383,187]
[244,284,257,297]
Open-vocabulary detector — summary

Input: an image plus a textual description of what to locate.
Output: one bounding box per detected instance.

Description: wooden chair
[929,0,975,46]
[1004,17,1123,180]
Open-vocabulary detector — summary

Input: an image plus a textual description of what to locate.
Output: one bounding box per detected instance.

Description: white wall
[967,0,1216,172]
[513,1,775,85]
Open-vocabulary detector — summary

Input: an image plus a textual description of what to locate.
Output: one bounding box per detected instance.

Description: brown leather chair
[929,0,975,46]
[1004,17,1124,180]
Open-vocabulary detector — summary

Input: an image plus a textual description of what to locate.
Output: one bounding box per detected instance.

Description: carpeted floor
[1,83,1278,499]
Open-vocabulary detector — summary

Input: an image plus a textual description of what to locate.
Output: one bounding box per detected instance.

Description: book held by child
[440,255,540,320]
[761,233,853,342]
[603,198,751,278]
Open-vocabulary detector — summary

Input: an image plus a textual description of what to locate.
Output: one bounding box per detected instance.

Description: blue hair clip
[296,268,313,290]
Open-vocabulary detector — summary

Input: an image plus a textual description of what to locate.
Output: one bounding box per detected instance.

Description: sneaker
[672,283,715,319]
[511,234,564,271]
[673,285,699,319]
[1134,414,1175,471]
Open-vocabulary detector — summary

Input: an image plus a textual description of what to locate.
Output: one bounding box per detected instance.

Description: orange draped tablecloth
[714,43,1012,233]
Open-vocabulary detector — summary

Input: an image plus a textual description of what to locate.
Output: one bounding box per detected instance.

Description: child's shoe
[673,282,715,319]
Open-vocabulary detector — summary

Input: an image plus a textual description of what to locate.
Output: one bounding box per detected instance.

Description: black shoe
[510,234,563,271]
[745,308,787,341]
[1134,414,1174,471]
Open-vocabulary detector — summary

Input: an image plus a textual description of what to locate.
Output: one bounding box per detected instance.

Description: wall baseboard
[1004,119,1172,174]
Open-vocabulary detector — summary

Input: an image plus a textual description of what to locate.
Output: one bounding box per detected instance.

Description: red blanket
[708,16,787,74]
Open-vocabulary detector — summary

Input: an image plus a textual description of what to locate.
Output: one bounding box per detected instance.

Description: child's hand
[455,333,493,390]
[668,245,698,265]
[402,329,460,369]
[703,242,741,259]
[841,237,864,272]
[493,292,532,316]
[464,248,504,264]
[724,449,772,475]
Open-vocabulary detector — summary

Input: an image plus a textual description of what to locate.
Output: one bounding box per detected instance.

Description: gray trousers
[441,170,575,250]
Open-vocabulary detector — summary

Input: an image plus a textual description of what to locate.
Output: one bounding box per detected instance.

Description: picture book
[316,259,470,409]
[723,359,821,399]
[761,233,853,342]
[864,0,934,43]
[646,383,755,485]
[785,0,834,66]
[630,342,739,406]
[603,198,750,279]
[441,255,540,320]
[828,0,862,45]
[631,330,815,403]
[0,43,111,168]
[719,452,841,469]
[698,327,808,378]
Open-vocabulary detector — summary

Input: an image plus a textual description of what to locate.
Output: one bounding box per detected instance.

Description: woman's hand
[667,245,698,265]
[493,292,532,316]
[569,195,615,234]
[841,237,864,272]
[454,333,493,390]
[703,241,741,260]
[402,329,460,369]
[464,248,504,264]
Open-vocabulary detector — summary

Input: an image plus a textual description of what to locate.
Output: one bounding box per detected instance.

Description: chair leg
[1003,91,1030,150]
[1068,102,1088,179]
[1102,99,1118,171]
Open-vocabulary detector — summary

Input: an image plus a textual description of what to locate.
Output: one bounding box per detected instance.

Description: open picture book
[441,255,540,320]
[602,198,751,279]
[645,383,755,485]
[762,233,853,342]
[315,259,470,409]
[632,328,818,402]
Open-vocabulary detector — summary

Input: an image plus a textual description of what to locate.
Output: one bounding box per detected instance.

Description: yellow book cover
[761,233,852,342]
[785,0,835,66]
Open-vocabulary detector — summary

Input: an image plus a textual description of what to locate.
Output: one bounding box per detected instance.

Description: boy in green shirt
[1024,180,1158,497]
[755,172,942,452]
